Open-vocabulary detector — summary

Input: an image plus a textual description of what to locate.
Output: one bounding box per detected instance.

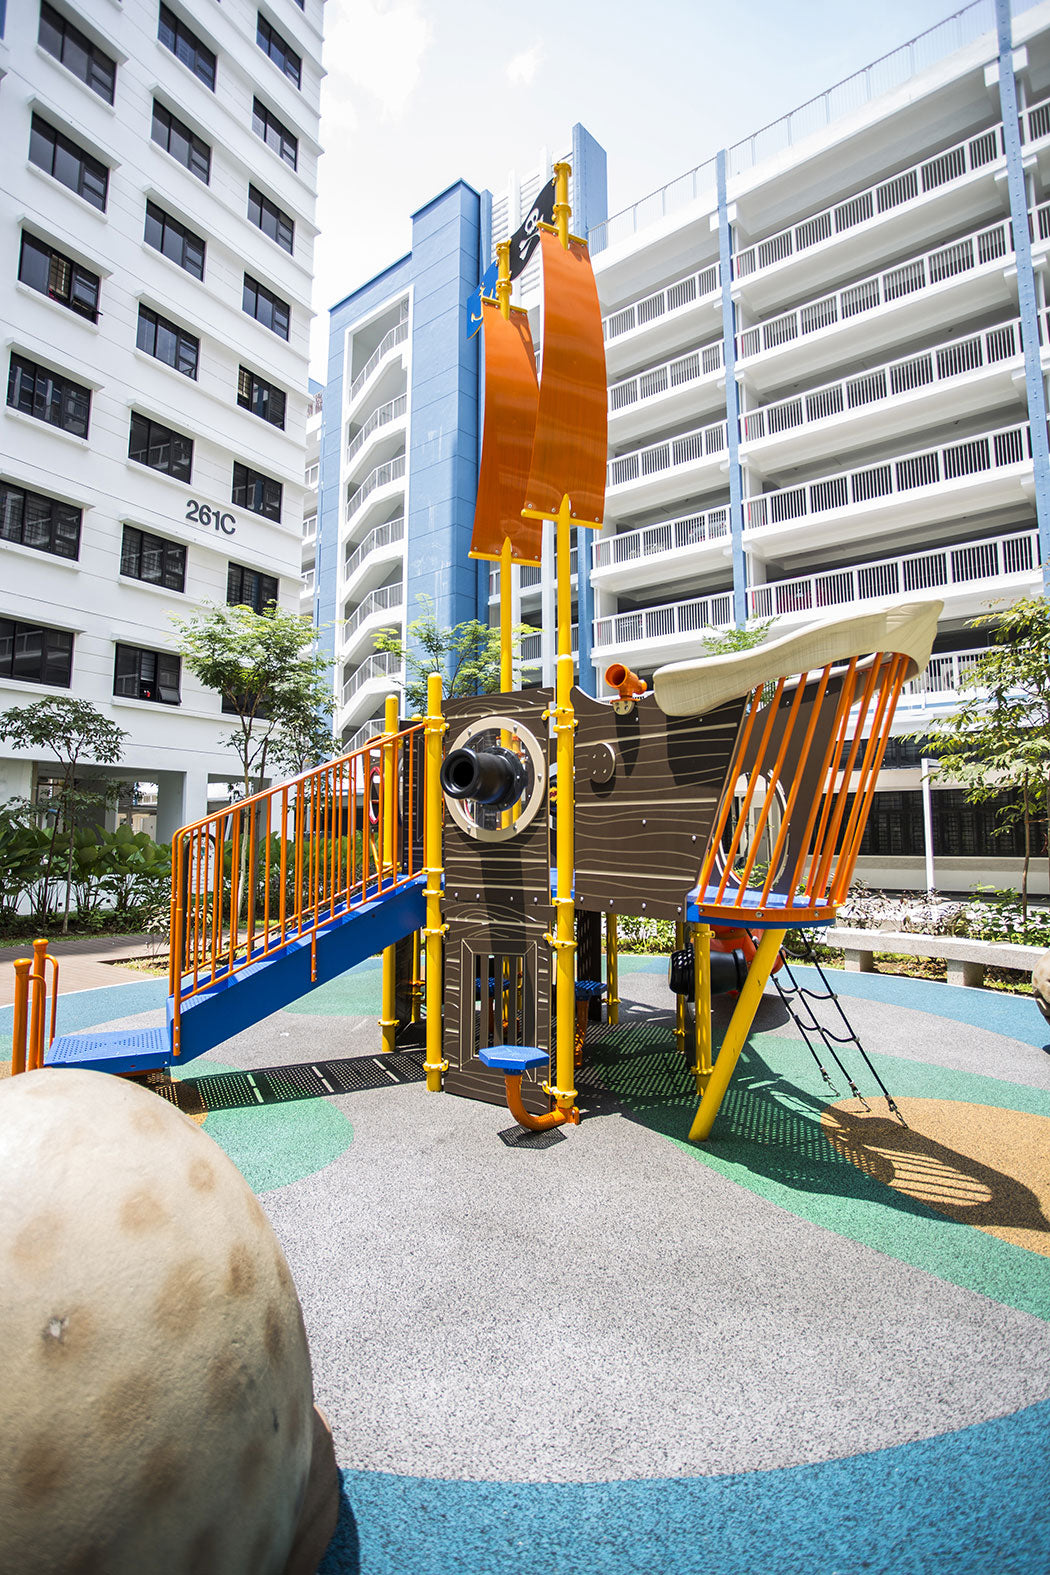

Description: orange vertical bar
[46,955,59,1049]
[28,938,48,1071]
[759,664,833,906]
[837,656,907,896]
[714,678,787,906]
[228,807,241,974]
[11,958,30,1075]
[811,657,882,901]
[734,671,809,897]
[279,788,288,944]
[697,687,764,899]
[788,660,859,902]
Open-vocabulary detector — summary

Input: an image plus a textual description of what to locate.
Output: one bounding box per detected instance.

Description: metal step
[45,1026,171,1076]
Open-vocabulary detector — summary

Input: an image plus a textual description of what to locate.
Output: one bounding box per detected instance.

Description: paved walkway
[34,957,1050,1575]
[0,932,161,1006]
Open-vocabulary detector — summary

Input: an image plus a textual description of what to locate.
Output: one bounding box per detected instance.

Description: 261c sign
[186,499,236,535]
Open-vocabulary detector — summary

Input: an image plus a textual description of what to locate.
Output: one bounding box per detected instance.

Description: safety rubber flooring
[29,958,1050,1575]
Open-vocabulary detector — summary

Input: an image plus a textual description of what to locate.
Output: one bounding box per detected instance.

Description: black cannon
[440,746,527,812]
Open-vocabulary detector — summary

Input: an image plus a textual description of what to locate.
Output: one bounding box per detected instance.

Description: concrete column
[0,757,34,805]
[156,767,209,844]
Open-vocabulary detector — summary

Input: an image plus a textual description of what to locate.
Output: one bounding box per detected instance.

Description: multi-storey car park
[0,0,323,838]
[321,0,1050,894]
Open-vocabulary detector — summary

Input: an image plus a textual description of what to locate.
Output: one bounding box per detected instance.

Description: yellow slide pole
[688,927,786,1141]
[693,923,712,1090]
[379,693,399,1055]
[549,652,578,1120]
[422,672,447,1092]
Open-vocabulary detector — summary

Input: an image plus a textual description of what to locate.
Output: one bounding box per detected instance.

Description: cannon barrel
[440,746,526,810]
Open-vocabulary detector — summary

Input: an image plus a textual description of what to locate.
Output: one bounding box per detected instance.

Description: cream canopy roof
[652,600,943,717]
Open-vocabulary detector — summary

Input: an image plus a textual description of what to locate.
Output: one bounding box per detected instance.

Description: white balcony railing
[741,319,1023,443]
[747,528,1038,620]
[342,719,384,755]
[341,650,400,707]
[592,506,730,570]
[734,123,1006,280]
[738,218,1011,361]
[346,394,408,466]
[900,647,990,706]
[608,418,729,489]
[488,548,577,597]
[744,421,1032,534]
[602,261,721,344]
[609,339,724,415]
[343,515,404,584]
[342,582,403,648]
[348,319,408,404]
[520,625,579,662]
[593,591,734,651]
[346,454,406,522]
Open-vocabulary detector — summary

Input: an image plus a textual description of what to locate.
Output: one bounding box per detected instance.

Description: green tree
[0,697,128,932]
[911,597,1050,934]
[171,603,334,800]
[373,596,538,713]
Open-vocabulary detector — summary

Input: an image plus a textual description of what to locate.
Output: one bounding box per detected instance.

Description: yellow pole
[550,653,577,1118]
[11,958,30,1075]
[688,927,786,1141]
[607,915,619,1026]
[674,920,686,1058]
[694,923,712,1089]
[555,493,574,663]
[500,535,513,693]
[496,239,512,321]
[422,672,447,1092]
[379,694,399,1054]
[553,160,571,250]
[410,929,422,1024]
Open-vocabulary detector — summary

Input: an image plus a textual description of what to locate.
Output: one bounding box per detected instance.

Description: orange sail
[522,227,607,527]
[469,298,542,565]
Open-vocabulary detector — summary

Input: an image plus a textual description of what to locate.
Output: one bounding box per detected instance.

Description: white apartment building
[570,0,1050,889]
[0,0,323,839]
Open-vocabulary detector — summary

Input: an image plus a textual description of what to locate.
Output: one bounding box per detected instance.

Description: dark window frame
[136,303,199,379]
[128,411,193,482]
[0,618,74,688]
[144,200,205,278]
[0,481,81,560]
[120,523,187,591]
[113,643,181,706]
[242,274,290,340]
[232,461,283,522]
[158,2,216,90]
[247,183,294,254]
[7,353,91,438]
[251,96,297,169]
[18,231,100,321]
[237,365,286,429]
[38,2,117,102]
[256,13,301,86]
[28,113,109,210]
[151,100,211,184]
[227,561,279,613]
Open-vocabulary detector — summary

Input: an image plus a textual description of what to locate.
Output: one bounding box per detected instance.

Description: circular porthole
[443,716,547,843]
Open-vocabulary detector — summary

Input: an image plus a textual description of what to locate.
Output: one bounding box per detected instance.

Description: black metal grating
[497,1123,568,1149]
[157,1048,428,1114]
[254,1064,332,1103]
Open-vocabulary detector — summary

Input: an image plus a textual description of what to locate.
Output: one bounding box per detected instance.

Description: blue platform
[479,1045,549,1074]
[46,1026,171,1076]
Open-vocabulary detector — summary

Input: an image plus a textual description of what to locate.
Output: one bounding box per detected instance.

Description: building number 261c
[186,499,236,535]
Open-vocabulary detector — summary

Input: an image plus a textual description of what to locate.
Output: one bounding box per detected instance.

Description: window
[120,524,186,591]
[242,274,290,340]
[0,619,73,688]
[247,184,294,254]
[38,2,116,102]
[144,200,205,279]
[29,114,108,210]
[18,232,100,321]
[227,562,279,612]
[251,97,297,169]
[128,411,193,482]
[158,3,216,90]
[237,366,286,428]
[137,304,199,379]
[8,354,90,437]
[151,101,210,183]
[114,644,181,705]
[256,14,301,86]
[232,461,282,521]
[0,482,81,560]
[305,462,318,486]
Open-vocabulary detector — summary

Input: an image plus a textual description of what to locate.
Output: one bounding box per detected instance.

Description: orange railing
[10,937,59,1075]
[695,650,909,927]
[169,722,425,1055]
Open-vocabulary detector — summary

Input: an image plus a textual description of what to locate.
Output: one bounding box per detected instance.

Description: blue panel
[995,0,1050,592]
[717,151,747,628]
[46,1026,171,1075]
[168,878,427,1062]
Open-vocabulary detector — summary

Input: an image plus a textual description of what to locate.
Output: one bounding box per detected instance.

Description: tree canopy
[373,597,537,714]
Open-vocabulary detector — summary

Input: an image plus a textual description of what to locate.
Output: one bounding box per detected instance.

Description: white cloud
[323,0,433,124]
[506,44,542,87]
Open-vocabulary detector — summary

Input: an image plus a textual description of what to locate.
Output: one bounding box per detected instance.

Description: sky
[310,0,983,374]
